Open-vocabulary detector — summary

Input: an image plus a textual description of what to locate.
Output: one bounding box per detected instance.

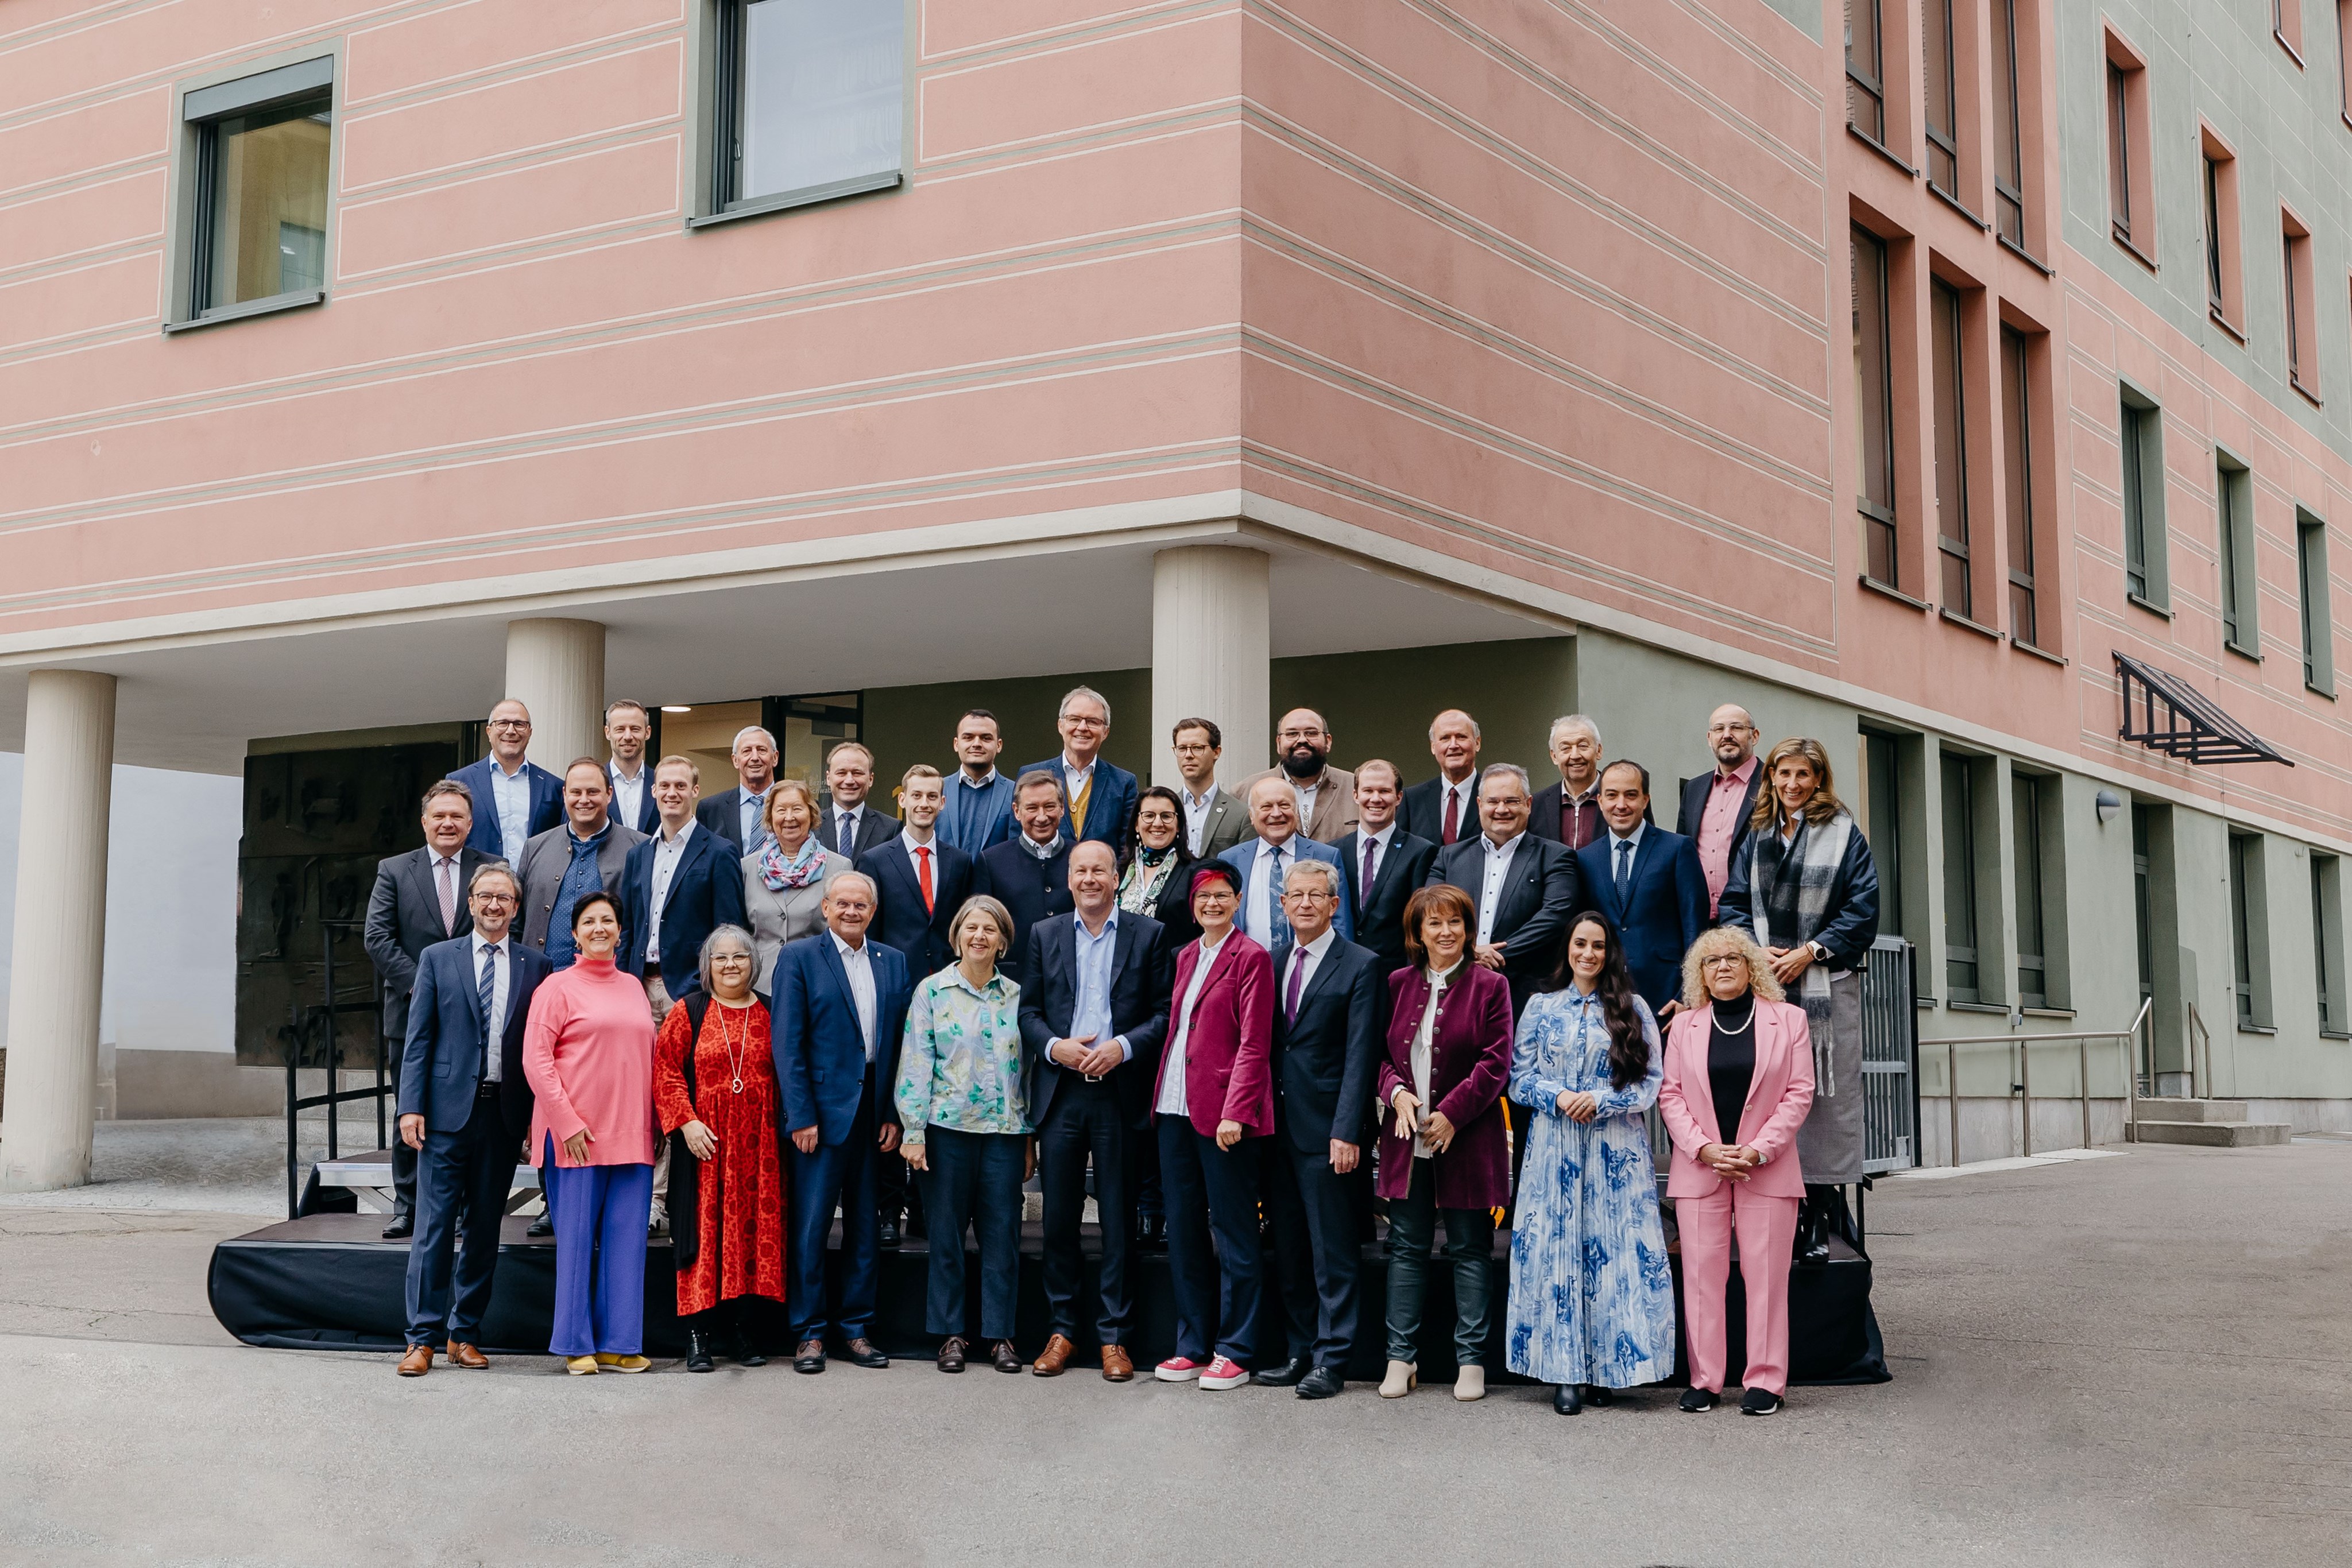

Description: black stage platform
[211,1214,1886,1385]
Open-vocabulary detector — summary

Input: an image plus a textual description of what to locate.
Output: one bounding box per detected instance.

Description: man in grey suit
[363,780,493,1239]
[516,758,645,963]
[1171,717,1251,860]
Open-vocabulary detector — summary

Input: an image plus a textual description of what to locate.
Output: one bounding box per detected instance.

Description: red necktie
[1441,786,1460,846]
[916,845,934,913]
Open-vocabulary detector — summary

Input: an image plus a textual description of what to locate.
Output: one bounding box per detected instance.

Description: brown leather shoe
[937,1336,967,1373]
[397,1345,432,1377]
[444,1341,488,1369]
[1031,1332,1076,1377]
[1101,1344,1135,1382]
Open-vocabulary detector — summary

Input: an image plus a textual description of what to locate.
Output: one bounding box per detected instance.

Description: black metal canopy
[2114,653,2292,766]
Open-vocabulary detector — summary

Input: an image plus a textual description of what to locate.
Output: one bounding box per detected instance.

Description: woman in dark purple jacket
[1374,883,1514,1403]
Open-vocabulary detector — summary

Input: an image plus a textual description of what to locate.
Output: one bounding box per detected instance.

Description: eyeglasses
[488,719,529,731]
[1701,954,1747,967]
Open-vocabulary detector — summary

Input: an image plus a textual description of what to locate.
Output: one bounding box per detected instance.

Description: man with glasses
[1675,704,1766,919]
[1019,686,1138,864]
[1243,708,1358,845]
[448,699,562,864]
[1171,717,1250,860]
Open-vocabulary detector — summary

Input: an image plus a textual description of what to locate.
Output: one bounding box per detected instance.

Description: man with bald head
[1217,775,1353,967]
[1242,708,1358,845]
[696,724,780,855]
[1398,708,1482,847]
[1675,703,1766,918]
[1018,839,1172,1380]
[448,698,563,863]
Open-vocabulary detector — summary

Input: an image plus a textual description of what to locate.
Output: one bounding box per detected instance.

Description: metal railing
[1924,998,2151,1165]
[283,915,390,1218]
[2186,1001,2212,1101]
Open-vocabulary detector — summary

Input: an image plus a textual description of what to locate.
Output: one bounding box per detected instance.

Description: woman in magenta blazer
[1150,862,1275,1391]
[1375,883,1514,1403]
[1657,926,1815,1415]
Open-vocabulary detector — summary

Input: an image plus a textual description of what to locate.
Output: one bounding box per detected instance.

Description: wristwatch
[1807,940,1830,963]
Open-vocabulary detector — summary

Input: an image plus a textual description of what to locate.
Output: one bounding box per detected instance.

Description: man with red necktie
[1398,709,1483,847]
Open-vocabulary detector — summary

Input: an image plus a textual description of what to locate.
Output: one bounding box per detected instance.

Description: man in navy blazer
[1334,761,1439,981]
[974,771,1077,970]
[772,872,911,1373]
[815,742,902,861]
[938,708,1016,855]
[1578,761,1709,1018]
[1017,841,1172,1377]
[619,756,749,1013]
[1254,860,1383,1397]
[603,699,660,835]
[393,862,552,1375]
[1018,684,1138,864]
[694,723,779,855]
[1218,776,1353,968]
[856,766,973,978]
[447,699,563,864]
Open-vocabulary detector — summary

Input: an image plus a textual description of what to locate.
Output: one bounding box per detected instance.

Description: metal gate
[1858,936,1918,1173]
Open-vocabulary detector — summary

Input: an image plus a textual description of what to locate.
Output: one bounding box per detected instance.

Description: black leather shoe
[1740,1388,1784,1416]
[1553,1383,1583,1415]
[1583,1384,1615,1407]
[1296,1365,1344,1399]
[1251,1356,1311,1387]
[381,1213,413,1240]
[843,1338,890,1369]
[686,1330,715,1373]
[1680,1387,1719,1412]
[991,1340,1022,1373]
[936,1336,966,1373]
[879,1214,902,1249]
[792,1339,826,1375]
[1138,1214,1168,1251]
[527,1213,554,1238]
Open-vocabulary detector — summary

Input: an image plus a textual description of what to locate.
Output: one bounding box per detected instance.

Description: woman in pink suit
[1375,883,1515,1403]
[1150,862,1275,1391]
[1657,926,1815,1415]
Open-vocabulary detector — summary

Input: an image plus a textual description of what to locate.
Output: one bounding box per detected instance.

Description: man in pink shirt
[1674,705,1765,918]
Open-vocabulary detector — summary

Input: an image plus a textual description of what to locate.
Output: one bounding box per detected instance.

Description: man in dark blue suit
[619,756,750,1016]
[1017,841,1171,1379]
[1576,761,1709,1019]
[1254,860,1383,1398]
[695,723,779,855]
[974,771,1076,970]
[393,863,552,1376]
[447,698,563,864]
[1335,761,1439,982]
[772,872,911,1374]
[604,699,660,835]
[938,708,1016,855]
[1018,684,1139,865]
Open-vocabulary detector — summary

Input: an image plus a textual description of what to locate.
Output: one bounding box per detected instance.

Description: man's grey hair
[468,861,519,897]
[1282,858,1340,897]
[1479,762,1532,800]
[697,924,757,997]
[826,870,879,901]
[732,726,777,752]
[1246,774,1302,812]
[1059,684,1112,724]
[1428,709,1482,741]
[1549,713,1601,749]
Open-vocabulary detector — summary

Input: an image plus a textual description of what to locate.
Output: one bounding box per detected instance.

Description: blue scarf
[544,825,612,968]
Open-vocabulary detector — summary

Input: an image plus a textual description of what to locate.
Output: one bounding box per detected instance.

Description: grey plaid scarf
[1746,809,1856,1098]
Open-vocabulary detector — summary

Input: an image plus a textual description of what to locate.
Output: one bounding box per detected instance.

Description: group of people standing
[376,684,1879,1414]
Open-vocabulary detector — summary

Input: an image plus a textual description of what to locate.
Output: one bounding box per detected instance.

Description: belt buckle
[1082,1071,1105,1083]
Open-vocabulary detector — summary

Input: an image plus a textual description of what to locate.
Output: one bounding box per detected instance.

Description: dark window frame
[2299,509,2335,694]
[698,0,907,226]
[2218,453,2260,658]
[1847,0,1887,143]
[1924,0,1962,197]
[1992,0,2028,245]
[179,56,334,325]
[1941,751,1983,1005]
[1931,277,1974,620]
[1854,226,1901,590]
[2001,324,2040,646]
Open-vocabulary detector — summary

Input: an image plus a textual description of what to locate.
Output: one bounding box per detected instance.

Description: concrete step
[2127,1118,2291,1148]
[2135,1098,2250,1122]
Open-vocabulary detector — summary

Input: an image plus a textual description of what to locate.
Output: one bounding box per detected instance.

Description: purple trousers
[541,1134,652,1358]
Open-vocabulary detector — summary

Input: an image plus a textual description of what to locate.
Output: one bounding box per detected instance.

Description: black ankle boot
[1797,1190,1831,1265]
[722,1307,765,1367]
[686,1329,715,1373]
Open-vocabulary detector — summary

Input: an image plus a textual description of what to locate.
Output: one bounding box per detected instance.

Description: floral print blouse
[893,965,1030,1144]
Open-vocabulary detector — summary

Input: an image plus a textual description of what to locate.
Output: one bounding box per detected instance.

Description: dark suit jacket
[696,786,773,855]
[1399,775,1479,847]
[1676,765,1766,903]
[1575,827,1709,1012]
[1425,831,1582,1013]
[771,933,911,1147]
[514,821,644,951]
[856,835,975,979]
[1139,856,1204,950]
[396,935,552,1144]
[938,772,1016,855]
[446,757,563,861]
[1273,937,1383,1153]
[619,825,750,993]
[606,767,659,835]
[1335,828,1438,975]
[1529,780,1607,850]
[1016,756,1139,864]
[815,802,901,861]
[1018,909,1173,1129]
[363,846,492,1043]
[973,836,1076,971]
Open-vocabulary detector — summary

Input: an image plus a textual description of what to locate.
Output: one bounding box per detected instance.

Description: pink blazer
[1156,931,1276,1137]
[1657,998,1815,1200]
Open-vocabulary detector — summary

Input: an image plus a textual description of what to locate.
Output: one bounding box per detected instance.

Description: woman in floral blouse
[893,893,1032,1373]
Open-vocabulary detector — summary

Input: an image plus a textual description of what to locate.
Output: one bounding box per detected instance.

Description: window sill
[1948,1000,2009,1015]
[2237,1022,2277,1036]
[686,169,902,231]
[1998,233,2053,274]
[1847,124,1916,178]
[2209,307,2246,344]
[2126,590,2173,620]
[161,289,324,334]
[2305,680,2338,700]
[2021,1006,2077,1020]
[2321,1029,2352,1041]
[2225,638,2262,664]
[2111,228,2158,273]
[2011,637,2067,666]
[1859,574,1931,612]
[2291,376,2323,409]
[1940,607,2003,641]
[1929,181,1990,230]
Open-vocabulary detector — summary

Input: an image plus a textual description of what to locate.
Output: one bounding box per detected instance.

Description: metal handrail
[1927,999,2152,1165]
[2187,1001,2212,1101]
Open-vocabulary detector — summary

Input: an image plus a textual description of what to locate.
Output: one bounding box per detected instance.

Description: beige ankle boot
[1379,1360,1418,1398]
[1453,1364,1486,1401]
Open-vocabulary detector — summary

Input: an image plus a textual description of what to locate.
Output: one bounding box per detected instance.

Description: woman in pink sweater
[524,891,659,1374]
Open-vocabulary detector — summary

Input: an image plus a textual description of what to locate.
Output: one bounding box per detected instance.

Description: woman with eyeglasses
[742,779,849,999]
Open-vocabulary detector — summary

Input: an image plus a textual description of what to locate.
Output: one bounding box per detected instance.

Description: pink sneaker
[1154,1356,1204,1383]
[1198,1355,1249,1389]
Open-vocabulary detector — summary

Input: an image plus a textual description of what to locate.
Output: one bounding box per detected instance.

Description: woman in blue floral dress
[1504,911,1675,1414]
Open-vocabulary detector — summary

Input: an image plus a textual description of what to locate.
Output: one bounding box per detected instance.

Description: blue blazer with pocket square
[397,934,554,1145]
[772,932,912,1148]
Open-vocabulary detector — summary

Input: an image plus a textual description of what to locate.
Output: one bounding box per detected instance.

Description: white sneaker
[1453,1365,1486,1401]
[1379,1360,1418,1398]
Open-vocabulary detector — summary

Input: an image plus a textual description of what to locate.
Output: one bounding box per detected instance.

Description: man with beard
[1674,703,1765,920]
[1243,708,1357,845]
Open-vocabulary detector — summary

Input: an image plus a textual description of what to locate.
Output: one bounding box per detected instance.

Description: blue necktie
[1614,839,1633,908]
[477,943,499,1079]
[1269,845,1291,962]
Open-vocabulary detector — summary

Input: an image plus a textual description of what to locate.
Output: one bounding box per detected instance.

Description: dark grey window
[2012,773,2049,1008]
[2315,854,2345,1034]
[1931,278,1972,617]
[2299,510,2334,694]
[2002,326,2038,646]
[710,0,904,216]
[2107,61,2134,246]
[2119,388,2168,607]
[184,58,333,318]
[1854,227,1899,587]
[1925,0,1960,196]
[1847,0,1886,142]
[2230,833,2268,1027]
[2218,455,2260,657]
[1942,753,1980,1004]
[1865,732,1905,939]
[1993,0,2027,245]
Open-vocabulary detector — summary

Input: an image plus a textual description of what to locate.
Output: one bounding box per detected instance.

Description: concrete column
[1150,544,1269,789]
[504,618,605,770]
[0,669,117,1192]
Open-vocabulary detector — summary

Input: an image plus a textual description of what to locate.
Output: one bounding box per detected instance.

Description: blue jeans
[920,1126,1024,1339]
[541,1135,652,1358]
[1157,1116,1264,1363]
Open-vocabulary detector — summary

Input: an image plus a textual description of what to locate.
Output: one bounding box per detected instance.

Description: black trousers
[387,1024,419,1217]
[1282,1143,1363,1369]
[403,1086,514,1346]
[876,1135,923,1229]
[1258,1136,1320,1365]
[1158,1116,1263,1364]
[920,1127,1024,1339]
[1038,1082,1134,1344]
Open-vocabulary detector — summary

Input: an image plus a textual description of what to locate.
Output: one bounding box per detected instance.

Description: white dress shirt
[1437,776,1477,839]
[1247,834,1297,944]
[1476,830,1523,946]
[489,760,532,864]
[833,932,879,1059]
[1156,931,1229,1117]
[1283,927,1336,1014]
[834,804,865,851]
[1408,961,1463,1159]
[608,761,647,828]
[646,819,696,961]
[1604,820,1646,900]
[472,931,512,1081]
[1354,822,1396,904]
[1181,786,1217,856]
[430,850,465,936]
[740,784,773,849]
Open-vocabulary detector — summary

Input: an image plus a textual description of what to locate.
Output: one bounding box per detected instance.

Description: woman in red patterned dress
[653,924,785,1372]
